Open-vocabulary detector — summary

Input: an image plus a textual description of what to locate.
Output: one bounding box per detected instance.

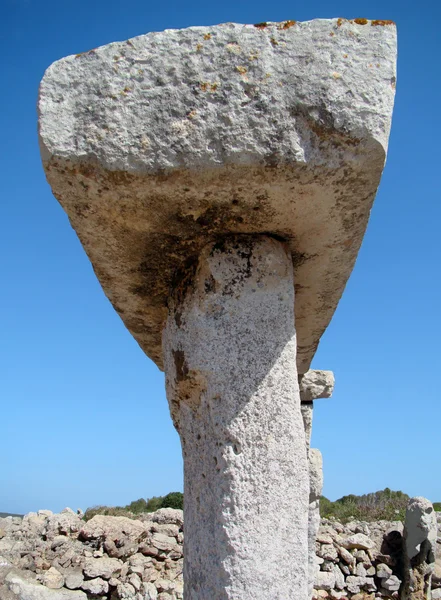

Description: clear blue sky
[1,0,440,515]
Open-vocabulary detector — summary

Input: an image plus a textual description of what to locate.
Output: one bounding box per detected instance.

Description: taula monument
[38,18,397,599]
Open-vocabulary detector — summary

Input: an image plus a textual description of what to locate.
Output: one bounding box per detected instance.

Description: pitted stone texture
[299,370,335,401]
[6,571,87,599]
[402,497,437,600]
[163,236,309,599]
[309,449,324,599]
[301,402,314,452]
[39,18,396,373]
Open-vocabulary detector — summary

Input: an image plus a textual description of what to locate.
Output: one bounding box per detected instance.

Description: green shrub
[127,498,149,514]
[434,502,441,512]
[320,488,409,523]
[84,492,184,520]
[145,496,163,513]
[83,505,133,521]
[161,492,184,510]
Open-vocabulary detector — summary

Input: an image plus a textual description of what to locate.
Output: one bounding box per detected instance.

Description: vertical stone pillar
[402,497,437,600]
[163,235,309,600]
[301,401,314,454]
[308,448,323,599]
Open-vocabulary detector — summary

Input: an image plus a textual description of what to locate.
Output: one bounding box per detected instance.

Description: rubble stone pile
[0,508,439,599]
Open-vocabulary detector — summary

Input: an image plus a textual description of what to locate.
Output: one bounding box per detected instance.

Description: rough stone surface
[38,18,396,373]
[83,556,123,579]
[301,401,314,451]
[308,449,324,599]
[299,370,335,400]
[163,236,309,599]
[1,508,440,599]
[402,497,437,600]
[5,571,87,599]
[39,567,64,589]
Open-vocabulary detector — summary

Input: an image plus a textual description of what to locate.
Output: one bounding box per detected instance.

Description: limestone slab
[38,18,396,373]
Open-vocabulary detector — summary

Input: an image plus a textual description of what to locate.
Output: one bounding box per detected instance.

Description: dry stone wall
[0,509,440,600]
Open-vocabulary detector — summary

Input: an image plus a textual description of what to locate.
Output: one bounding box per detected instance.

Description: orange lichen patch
[203,33,212,40]
[337,18,346,27]
[278,20,296,30]
[75,49,96,59]
[199,82,218,92]
[354,18,368,25]
[236,66,248,75]
[343,54,348,58]
[371,19,395,26]
[196,43,203,52]
[254,22,268,29]
[270,37,278,46]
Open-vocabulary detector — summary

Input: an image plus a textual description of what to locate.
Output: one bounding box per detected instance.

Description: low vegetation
[83,492,183,521]
[82,489,439,523]
[320,488,411,522]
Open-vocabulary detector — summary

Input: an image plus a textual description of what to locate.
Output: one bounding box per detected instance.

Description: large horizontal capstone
[38,18,396,372]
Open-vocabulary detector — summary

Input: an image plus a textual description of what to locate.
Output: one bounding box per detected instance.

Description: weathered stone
[299,370,335,401]
[81,577,109,595]
[337,545,356,566]
[6,571,87,599]
[140,582,158,600]
[340,534,375,551]
[40,567,64,589]
[46,513,82,538]
[64,569,84,590]
[346,575,376,594]
[319,545,338,562]
[301,402,314,451]
[377,563,393,579]
[150,534,178,553]
[332,563,345,590]
[163,236,309,599]
[382,575,401,591]
[83,556,123,579]
[309,449,324,598]
[38,17,397,600]
[315,571,336,591]
[402,497,437,600]
[39,18,396,374]
[79,515,147,544]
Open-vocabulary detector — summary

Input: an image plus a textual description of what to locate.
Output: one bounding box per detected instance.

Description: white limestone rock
[6,571,87,599]
[404,496,437,560]
[315,571,336,591]
[39,567,64,590]
[38,18,396,373]
[299,370,335,401]
[64,569,84,590]
[340,533,375,551]
[80,577,109,595]
[83,556,123,579]
[163,236,309,599]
